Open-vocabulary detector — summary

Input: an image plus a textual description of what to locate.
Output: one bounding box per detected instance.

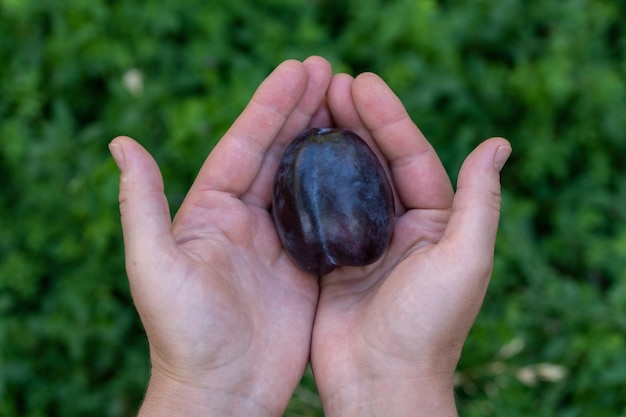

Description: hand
[310,73,511,416]
[109,57,333,416]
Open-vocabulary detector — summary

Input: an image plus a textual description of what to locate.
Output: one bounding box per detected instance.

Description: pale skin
[109,56,511,416]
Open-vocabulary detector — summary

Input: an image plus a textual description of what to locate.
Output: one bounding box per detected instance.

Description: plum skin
[272,127,395,276]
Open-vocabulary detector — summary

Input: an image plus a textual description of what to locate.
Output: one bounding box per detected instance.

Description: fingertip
[485,136,510,147]
[491,138,512,172]
[259,59,309,100]
[351,71,411,135]
[302,56,333,98]
[108,140,125,171]
[110,135,136,147]
[274,58,309,82]
[460,137,511,178]
[303,55,332,72]
[109,136,142,171]
[352,72,397,108]
[328,73,355,100]
[353,71,384,85]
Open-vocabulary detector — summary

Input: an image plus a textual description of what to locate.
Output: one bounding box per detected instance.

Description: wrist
[137,368,276,417]
[320,375,458,417]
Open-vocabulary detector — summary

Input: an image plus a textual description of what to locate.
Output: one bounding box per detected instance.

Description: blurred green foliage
[1,0,625,415]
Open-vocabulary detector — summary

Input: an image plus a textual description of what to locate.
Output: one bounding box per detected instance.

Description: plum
[272,127,394,276]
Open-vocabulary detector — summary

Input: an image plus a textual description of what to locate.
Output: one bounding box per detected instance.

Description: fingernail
[109,141,126,171]
[493,145,512,172]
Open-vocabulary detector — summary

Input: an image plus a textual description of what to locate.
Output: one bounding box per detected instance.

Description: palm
[313,214,470,381]
[310,72,506,401]
[115,57,333,413]
[145,192,318,377]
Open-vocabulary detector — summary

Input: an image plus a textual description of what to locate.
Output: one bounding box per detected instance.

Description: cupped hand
[110,57,332,416]
[310,73,511,416]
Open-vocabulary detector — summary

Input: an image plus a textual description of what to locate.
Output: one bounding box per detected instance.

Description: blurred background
[1,0,625,415]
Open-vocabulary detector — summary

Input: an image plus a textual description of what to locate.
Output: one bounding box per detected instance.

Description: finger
[327,73,386,150]
[280,55,332,134]
[294,55,333,129]
[189,59,309,198]
[327,73,362,131]
[109,136,175,273]
[303,56,335,128]
[352,72,454,211]
[442,137,511,277]
[327,73,405,213]
[241,56,333,206]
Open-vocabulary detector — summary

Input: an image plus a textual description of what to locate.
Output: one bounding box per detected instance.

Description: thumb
[109,136,174,276]
[443,137,512,276]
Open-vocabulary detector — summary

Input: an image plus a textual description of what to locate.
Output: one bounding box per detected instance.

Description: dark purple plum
[272,128,394,276]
